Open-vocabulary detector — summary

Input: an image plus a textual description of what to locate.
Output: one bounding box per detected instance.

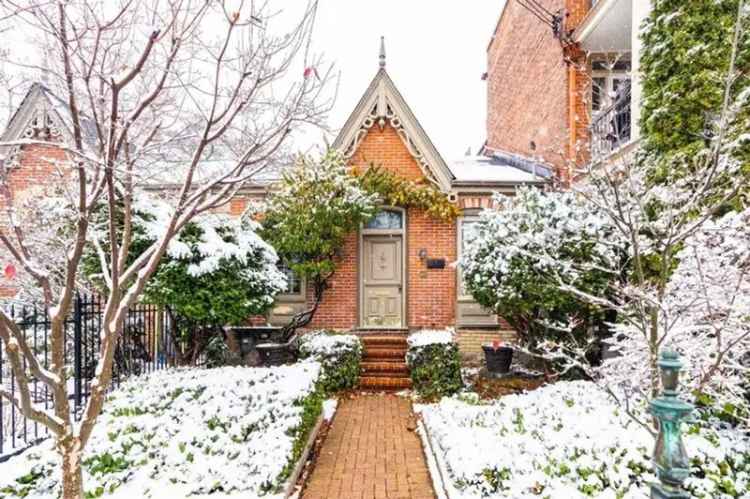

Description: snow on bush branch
[459,187,625,354]
[603,208,750,415]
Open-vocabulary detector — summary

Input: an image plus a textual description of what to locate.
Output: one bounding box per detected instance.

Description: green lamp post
[650,350,693,499]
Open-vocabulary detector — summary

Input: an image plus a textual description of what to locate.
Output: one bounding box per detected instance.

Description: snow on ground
[298,331,360,358]
[322,399,338,422]
[416,381,750,499]
[407,328,455,349]
[0,363,322,498]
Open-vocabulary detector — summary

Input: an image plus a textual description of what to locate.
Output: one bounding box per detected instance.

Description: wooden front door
[362,236,403,328]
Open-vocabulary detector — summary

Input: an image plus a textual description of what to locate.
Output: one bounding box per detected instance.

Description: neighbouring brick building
[485,0,650,179]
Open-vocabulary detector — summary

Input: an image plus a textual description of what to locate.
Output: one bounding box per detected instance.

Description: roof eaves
[487,149,554,178]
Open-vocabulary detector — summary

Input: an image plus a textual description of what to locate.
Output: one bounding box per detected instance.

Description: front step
[362,347,406,360]
[359,335,408,347]
[361,361,409,376]
[358,334,411,391]
[359,376,412,390]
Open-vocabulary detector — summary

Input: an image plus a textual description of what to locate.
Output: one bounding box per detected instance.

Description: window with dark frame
[278,262,303,297]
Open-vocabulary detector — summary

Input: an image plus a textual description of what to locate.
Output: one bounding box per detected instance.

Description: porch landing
[301,394,435,499]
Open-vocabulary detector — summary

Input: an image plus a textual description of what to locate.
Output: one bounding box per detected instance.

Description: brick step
[362,347,406,360]
[360,335,408,347]
[359,376,412,390]
[360,371,410,379]
[361,362,409,376]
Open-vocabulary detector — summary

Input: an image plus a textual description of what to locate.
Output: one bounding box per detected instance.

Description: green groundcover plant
[298,330,363,394]
[406,329,463,400]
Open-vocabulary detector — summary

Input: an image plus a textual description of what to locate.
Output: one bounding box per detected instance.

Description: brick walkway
[302,394,436,499]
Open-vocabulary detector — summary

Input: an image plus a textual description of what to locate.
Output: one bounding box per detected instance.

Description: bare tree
[0,1,332,497]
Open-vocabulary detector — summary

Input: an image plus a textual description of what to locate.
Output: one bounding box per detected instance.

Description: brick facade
[308,124,466,332]
[486,0,594,182]
[486,0,568,172]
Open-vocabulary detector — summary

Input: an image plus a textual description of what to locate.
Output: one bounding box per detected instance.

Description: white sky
[0,1,506,162]
[311,1,505,161]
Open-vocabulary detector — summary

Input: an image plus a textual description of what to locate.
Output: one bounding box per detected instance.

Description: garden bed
[416,381,750,498]
[0,364,325,498]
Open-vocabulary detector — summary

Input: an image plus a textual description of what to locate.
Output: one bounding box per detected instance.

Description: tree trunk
[60,437,84,499]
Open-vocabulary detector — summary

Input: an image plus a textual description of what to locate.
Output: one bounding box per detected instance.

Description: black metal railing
[0,293,180,458]
[591,81,632,160]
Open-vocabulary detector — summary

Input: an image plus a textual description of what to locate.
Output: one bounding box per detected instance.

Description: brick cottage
[257,43,552,356]
[0,40,553,361]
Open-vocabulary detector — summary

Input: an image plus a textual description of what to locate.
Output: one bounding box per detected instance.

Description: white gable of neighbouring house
[0,83,98,170]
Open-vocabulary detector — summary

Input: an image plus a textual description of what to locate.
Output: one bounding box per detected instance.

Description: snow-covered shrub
[298,330,362,393]
[407,329,463,400]
[417,381,750,498]
[460,187,625,366]
[0,364,323,498]
[143,212,285,365]
[144,212,286,323]
[261,150,379,326]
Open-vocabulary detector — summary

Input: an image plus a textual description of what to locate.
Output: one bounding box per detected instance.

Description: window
[458,217,480,298]
[365,209,403,230]
[456,215,497,326]
[590,59,631,115]
[278,262,303,297]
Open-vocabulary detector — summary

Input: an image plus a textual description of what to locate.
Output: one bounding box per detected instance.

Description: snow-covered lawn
[0,363,323,498]
[417,381,750,499]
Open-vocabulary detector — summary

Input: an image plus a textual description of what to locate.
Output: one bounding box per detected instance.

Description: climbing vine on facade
[353,164,460,221]
[640,0,750,180]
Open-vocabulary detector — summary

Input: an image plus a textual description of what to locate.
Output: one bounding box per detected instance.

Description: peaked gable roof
[332,67,455,193]
[0,82,97,168]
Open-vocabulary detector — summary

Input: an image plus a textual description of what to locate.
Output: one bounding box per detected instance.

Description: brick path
[302,394,436,499]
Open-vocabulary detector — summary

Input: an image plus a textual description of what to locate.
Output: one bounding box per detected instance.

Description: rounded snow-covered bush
[298,330,362,393]
[407,329,463,400]
[144,213,286,324]
[460,187,625,364]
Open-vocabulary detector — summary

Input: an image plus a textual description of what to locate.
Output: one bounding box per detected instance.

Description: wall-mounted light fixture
[418,249,428,260]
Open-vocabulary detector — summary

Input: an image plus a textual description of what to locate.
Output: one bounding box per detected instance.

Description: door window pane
[365,210,403,230]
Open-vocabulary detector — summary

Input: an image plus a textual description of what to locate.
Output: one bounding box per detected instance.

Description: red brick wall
[0,144,70,298]
[350,123,424,181]
[308,232,359,329]
[486,0,593,180]
[486,0,568,171]
[407,208,456,328]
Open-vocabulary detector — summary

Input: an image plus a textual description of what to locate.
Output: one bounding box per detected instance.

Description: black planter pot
[482,345,513,374]
[256,343,296,366]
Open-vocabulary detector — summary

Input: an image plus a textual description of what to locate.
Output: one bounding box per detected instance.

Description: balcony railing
[590,81,631,160]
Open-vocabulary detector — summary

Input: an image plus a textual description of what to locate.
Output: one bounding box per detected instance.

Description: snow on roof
[448,155,549,184]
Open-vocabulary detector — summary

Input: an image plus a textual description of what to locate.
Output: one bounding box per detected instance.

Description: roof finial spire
[379,36,386,69]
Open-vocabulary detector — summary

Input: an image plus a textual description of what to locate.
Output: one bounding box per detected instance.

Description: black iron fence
[0,293,179,458]
[591,81,632,160]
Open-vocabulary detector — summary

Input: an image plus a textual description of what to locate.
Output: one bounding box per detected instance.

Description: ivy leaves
[354,164,460,221]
